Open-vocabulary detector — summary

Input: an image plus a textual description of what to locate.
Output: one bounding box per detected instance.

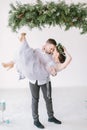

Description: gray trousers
[29,81,54,121]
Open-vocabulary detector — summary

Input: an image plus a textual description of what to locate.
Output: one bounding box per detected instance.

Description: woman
[2,33,72,78]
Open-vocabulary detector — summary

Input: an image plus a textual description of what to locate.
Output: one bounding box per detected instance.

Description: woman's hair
[58,53,66,63]
[46,38,57,46]
[56,45,66,63]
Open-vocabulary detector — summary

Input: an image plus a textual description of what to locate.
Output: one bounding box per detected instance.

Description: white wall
[0,0,87,88]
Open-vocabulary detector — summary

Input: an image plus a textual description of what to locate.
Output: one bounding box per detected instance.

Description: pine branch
[8,0,87,34]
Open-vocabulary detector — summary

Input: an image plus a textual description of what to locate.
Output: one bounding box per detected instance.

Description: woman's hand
[19,33,26,42]
[63,46,66,52]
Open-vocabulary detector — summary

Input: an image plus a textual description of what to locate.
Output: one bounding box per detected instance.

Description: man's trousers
[29,81,54,121]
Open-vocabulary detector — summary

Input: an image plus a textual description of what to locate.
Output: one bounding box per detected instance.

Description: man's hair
[46,38,57,46]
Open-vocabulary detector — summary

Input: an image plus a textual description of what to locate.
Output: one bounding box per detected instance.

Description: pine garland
[8,0,87,34]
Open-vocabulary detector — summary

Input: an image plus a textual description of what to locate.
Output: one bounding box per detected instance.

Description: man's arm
[46,66,57,76]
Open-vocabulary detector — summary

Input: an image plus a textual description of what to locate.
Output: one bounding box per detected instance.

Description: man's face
[52,48,59,63]
[45,43,56,54]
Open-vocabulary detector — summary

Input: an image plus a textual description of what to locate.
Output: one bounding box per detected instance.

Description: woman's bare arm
[56,48,72,71]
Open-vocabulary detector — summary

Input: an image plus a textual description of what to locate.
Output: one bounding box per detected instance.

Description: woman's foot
[2,61,14,69]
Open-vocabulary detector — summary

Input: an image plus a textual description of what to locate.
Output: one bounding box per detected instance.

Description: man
[2,33,72,129]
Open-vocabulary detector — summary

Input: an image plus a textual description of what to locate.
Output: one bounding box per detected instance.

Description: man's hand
[50,67,57,76]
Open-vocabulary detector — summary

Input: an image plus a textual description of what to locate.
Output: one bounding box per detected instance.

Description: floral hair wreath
[57,43,66,57]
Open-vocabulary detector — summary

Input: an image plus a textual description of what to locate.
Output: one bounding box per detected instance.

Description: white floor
[0,87,87,130]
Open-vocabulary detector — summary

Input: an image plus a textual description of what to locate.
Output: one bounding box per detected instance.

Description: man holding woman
[2,33,72,129]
